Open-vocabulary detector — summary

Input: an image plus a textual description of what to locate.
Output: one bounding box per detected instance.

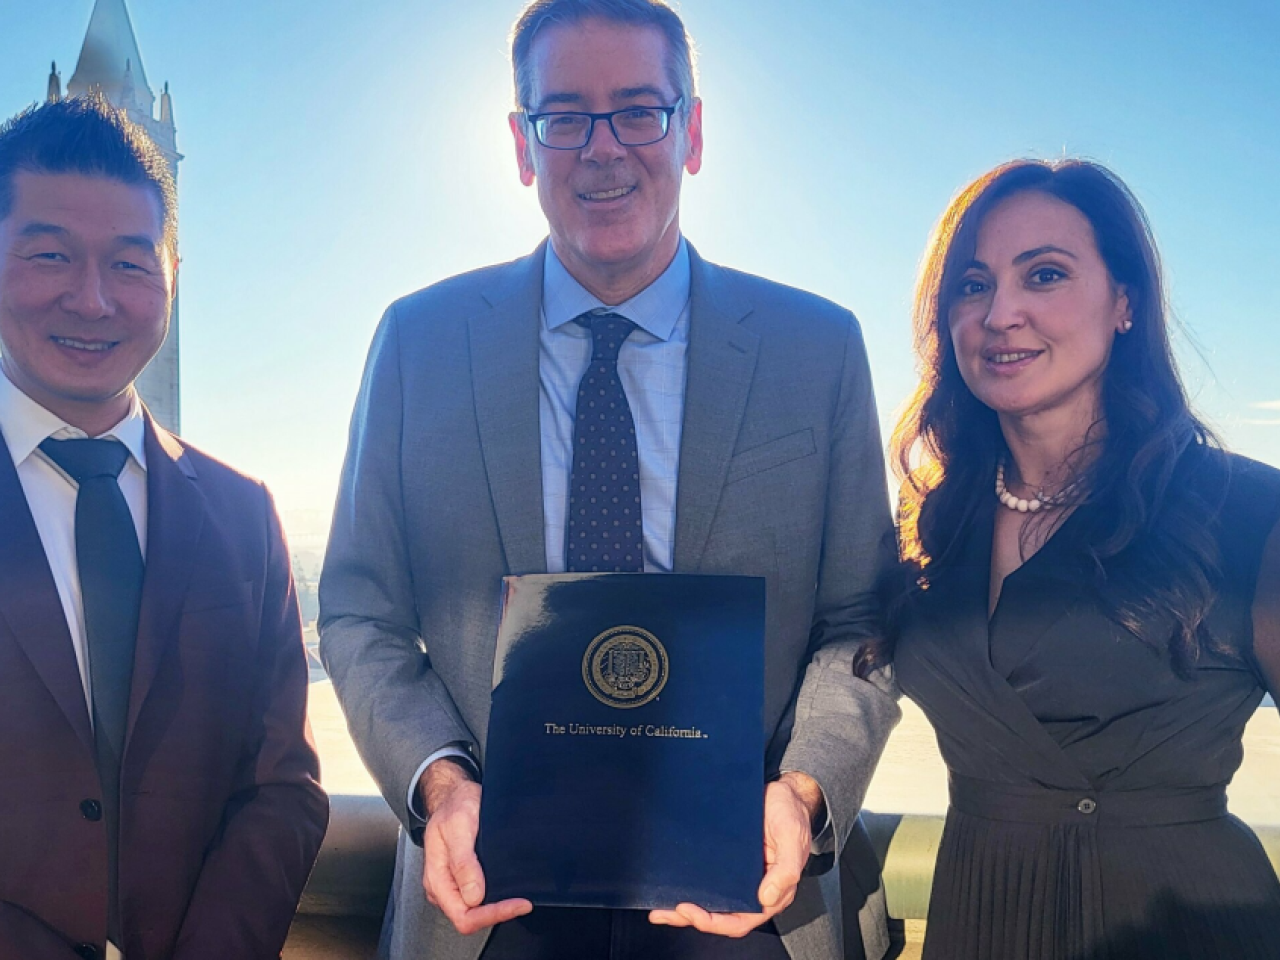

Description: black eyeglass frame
[523,98,685,150]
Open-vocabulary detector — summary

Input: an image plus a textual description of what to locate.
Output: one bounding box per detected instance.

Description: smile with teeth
[580,185,636,201]
[52,336,116,352]
[989,350,1040,364]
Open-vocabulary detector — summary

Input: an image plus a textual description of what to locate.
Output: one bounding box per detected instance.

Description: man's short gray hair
[511,0,697,113]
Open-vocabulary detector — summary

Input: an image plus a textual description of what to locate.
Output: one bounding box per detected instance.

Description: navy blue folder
[478,573,765,911]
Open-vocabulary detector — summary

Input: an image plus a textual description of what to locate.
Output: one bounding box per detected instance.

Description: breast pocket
[175,579,258,688]
[180,579,255,615]
[725,429,816,486]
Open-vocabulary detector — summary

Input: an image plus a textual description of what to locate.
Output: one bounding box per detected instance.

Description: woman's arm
[1251,520,1280,708]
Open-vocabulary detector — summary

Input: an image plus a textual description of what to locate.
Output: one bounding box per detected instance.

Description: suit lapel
[127,416,205,739]
[469,244,548,575]
[673,247,760,571]
[0,428,94,752]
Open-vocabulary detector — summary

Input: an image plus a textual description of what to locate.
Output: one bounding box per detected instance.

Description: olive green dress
[896,450,1280,959]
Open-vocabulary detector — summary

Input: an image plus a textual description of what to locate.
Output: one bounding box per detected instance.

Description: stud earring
[1120,319,1133,333]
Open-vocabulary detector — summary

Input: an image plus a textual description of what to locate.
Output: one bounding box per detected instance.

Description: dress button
[74,945,100,960]
[80,799,102,821]
[1077,798,1097,815]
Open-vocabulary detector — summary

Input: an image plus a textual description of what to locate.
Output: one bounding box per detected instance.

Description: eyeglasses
[524,98,683,150]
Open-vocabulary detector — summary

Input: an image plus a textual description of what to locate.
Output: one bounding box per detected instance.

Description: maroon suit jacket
[0,417,328,960]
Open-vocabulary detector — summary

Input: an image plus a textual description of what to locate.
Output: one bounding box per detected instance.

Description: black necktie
[566,312,644,573]
[39,437,143,944]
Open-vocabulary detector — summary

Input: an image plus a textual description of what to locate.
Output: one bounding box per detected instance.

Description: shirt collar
[0,364,148,472]
[542,237,690,342]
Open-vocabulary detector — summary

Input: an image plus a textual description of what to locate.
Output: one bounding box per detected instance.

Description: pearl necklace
[995,461,1075,514]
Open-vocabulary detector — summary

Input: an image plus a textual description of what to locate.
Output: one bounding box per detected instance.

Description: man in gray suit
[320,1,900,958]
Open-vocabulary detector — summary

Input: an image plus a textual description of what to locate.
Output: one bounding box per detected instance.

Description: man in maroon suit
[0,96,327,959]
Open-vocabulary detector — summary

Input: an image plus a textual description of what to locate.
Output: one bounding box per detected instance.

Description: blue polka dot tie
[567,312,644,572]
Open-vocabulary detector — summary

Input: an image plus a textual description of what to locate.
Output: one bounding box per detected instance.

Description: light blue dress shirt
[538,239,691,573]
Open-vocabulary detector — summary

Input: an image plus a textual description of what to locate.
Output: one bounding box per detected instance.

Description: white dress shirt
[0,366,146,959]
[0,367,149,716]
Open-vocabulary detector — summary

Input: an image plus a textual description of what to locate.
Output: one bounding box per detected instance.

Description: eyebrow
[1012,245,1077,265]
[533,85,670,111]
[17,222,67,239]
[614,85,668,101]
[16,222,158,251]
[534,92,584,110]
[117,234,162,252]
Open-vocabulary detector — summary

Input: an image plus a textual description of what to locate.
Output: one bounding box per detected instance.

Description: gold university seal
[582,625,669,709]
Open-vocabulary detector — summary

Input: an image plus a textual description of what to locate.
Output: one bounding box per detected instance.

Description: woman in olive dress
[881,158,1280,958]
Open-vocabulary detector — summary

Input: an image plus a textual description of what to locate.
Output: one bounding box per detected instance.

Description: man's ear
[683,98,704,176]
[510,112,536,187]
[167,248,180,301]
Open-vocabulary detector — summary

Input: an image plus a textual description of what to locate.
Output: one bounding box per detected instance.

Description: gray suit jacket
[319,242,901,960]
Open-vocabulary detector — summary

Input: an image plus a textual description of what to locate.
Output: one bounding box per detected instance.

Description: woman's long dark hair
[875,159,1225,676]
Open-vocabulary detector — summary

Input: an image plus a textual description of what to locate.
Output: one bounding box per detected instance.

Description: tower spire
[120,58,137,109]
[160,81,174,128]
[68,0,154,116]
[47,62,62,103]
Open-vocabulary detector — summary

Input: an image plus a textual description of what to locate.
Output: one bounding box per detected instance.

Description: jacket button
[74,945,100,960]
[1077,798,1097,815]
[80,799,102,821]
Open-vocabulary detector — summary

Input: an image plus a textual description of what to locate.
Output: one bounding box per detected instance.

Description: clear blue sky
[3,1,1279,563]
